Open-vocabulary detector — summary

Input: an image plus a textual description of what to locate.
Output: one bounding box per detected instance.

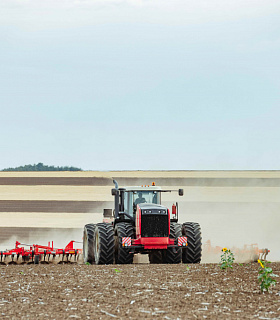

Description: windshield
[124,190,161,217]
[133,191,160,205]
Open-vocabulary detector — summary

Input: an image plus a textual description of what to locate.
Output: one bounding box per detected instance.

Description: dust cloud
[0,208,278,262]
[176,202,280,262]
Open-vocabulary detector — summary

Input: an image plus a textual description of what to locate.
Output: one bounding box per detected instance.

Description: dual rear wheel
[94,223,114,264]
[83,224,96,264]
[83,222,133,265]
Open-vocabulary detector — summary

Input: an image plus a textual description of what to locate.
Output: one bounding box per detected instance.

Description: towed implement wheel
[93,223,114,265]
[164,222,182,264]
[182,222,202,263]
[115,222,134,264]
[83,224,96,264]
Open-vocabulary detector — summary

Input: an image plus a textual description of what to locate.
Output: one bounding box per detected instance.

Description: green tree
[2,163,82,171]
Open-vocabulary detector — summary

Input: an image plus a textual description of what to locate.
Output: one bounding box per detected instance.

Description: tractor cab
[111,181,183,225]
[124,186,162,218]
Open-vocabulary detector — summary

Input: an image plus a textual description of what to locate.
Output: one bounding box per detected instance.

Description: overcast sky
[0,0,279,170]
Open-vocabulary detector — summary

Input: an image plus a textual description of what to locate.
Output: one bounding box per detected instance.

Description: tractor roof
[122,186,162,192]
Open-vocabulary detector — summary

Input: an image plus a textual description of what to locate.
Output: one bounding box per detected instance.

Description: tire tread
[182,222,202,263]
[94,223,114,265]
[83,223,96,264]
[115,222,134,264]
[164,222,182,264]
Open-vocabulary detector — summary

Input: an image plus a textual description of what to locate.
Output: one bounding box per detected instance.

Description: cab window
[133,191,160,205]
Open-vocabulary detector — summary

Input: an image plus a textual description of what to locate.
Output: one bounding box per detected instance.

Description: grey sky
[0,0,279,170]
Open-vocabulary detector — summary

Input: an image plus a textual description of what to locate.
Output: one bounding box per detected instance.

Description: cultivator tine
[0,252,3,264]
[66,254,70,263]
[17,254,22,264]
[47,254,51,263]
[77,254,82,264]
[16,254,21,264]
[57,254,64,264]
[70,253,77,263]
[8,254,17,265]
[74,250,79,263]
[40,250,48,264]
[259,248,270,261]
[53,253,63,264]
[0,252,6,265]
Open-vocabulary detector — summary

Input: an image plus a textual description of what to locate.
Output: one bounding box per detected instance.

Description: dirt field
[0,171,280,318]
[0,263,279,319]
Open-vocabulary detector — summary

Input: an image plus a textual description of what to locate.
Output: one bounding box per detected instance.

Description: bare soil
[0,263,279,319]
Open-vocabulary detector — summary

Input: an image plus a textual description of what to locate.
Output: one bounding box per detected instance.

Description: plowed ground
[0,263,280,319]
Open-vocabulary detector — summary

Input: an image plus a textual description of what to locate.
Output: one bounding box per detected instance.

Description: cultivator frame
[0,240,82,265]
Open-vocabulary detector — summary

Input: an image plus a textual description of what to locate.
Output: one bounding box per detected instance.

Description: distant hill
[2,163,82,172]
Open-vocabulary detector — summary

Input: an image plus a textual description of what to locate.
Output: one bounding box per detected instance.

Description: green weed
[220,248,235,270]
[258,260,277,293]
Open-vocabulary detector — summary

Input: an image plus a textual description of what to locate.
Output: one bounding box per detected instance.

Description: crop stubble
[0,263,279,319]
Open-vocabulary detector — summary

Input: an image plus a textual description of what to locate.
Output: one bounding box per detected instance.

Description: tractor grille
[141,214,169,238]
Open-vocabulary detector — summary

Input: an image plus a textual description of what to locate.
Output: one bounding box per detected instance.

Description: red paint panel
[133,237,175,249]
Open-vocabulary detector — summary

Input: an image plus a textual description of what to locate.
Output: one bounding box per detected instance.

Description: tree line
[2,163,82,171]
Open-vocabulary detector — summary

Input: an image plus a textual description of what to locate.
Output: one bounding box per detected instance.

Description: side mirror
[178,189,184,196]
[111,188,117,196]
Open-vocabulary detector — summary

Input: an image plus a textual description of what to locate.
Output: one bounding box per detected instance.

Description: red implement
[0,240,82,265]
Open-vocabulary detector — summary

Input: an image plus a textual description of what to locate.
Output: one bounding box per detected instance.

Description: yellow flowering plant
[220,248,235,270]
[258,260,277,293]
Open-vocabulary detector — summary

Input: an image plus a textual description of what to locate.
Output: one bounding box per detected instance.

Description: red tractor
[83,180,202,264]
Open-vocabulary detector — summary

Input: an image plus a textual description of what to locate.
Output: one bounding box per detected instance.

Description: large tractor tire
[94,223,114,265]
[182,222,202,264]
[115,222,134,264]
[83,224,96,264]
[164,222,182,264]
